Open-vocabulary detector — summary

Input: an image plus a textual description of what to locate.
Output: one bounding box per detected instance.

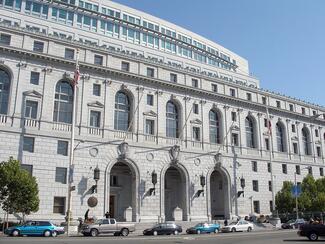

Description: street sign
[291,185,302,197]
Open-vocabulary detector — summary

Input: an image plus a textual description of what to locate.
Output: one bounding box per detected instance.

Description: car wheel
[247,227,252,232]
[231,228,236,232]
[11,229,20,237]
[51,231,58,237]
[197,230,201,234]
[90,229,98,237]
[44,230,51,237]
[153,231,158,236]
[121,228,129,237]
[214,228,219,234]
[174,230,179,235]
[308,232,318,241]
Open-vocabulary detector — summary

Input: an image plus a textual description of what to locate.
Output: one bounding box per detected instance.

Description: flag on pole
[266,107,272,135]
[72,49,80,87]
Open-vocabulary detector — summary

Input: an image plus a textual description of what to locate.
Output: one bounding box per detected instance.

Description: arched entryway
[108,162,137,222]
[164,166,187,221]
[209,169,230,220]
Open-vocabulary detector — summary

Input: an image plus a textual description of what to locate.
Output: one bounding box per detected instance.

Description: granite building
[0,0,324,223]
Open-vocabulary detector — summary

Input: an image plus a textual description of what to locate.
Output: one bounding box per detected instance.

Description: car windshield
[229,222,238,226]
[153,224,161,228]
[287,219,295,224]
[195,223,203,227]
[95,219,103,224]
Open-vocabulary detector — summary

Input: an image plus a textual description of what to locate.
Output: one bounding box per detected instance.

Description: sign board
[291,185,302,197]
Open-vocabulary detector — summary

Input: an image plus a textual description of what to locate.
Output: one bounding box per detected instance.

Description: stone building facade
[0,0,324,223]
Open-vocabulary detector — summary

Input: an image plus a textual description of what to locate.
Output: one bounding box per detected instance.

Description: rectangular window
[211,84,218,92]
[293,142,298,154]
[268,181,272,191]
[320,168,324,177]
[265,138,270,151]
[0,33,11,45]
[21,164,33,175]
[230,88,236,97]
[145,119,154,135]
[252,180,259,192]
[276,100,281,108]
[64,48,74,59]
[292,124,296,133]
[55,167,67,184]
[262,96,267,105]
[193,103,199,114]
[147,67,154,77]
[308,166,313,175]
[93,84,101,96]
[289,104,294,112]
[267,162,271,173]
[192,78,198,88]
[282,164,287,174]
[231,111,237,122]
[231,133,239,146]
[23,136,34,152]
[253,201,260,214]
[296,165,301,175]
[193,127,200,141]
[90,111,101,127]
[24,100,38,119]
[94,55,103,65]
[313,110,317,116]
[121,61,130,72]
[30,71,40,85]
[270,201,273,213]
[246,93,252,101]
[301,107,306,115]
[53,197,66,214]
[264,118,268,127]
[147,94,154,106]
[33,41,44,52]
[170,73,177,83]
[315,129,319,137]
[252,161,257,172]
[110,175,118,186]
[317,146,321,157]
[57,140,68,156]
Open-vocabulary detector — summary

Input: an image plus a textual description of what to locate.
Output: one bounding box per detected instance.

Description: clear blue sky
[113,0,325,107]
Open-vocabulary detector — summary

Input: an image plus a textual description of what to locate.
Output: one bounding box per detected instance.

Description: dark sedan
[282,219,306,229]
[143,223,182,236]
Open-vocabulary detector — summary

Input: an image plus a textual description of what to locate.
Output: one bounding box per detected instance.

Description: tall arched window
[302,127,311,155]
[276,122,286,152]
[114,91,131,131]
[0,69,10,115]
[245,116,255,148]
[166,101,179,138]
[53,81,73,123]
[209,110,220,144]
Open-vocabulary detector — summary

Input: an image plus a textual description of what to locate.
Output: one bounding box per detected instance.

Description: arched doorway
[109,162,136,222]
[210,170,229,220]
[164,166,187,221]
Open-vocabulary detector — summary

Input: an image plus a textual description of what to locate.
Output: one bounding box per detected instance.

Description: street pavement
[0,229,315,244]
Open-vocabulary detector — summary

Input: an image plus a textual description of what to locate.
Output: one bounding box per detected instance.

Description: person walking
[224,219,228,226]
[105,211,110,219]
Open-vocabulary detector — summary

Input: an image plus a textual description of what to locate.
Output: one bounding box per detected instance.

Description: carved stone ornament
[117,142,129,159]
[87,196,98,208]
[169,145,180,163]
[214,153,222,163]
[190,118,202,125]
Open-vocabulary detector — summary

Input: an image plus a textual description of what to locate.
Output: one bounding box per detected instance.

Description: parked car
[186,223,220,234]
[221,220,254,233]
[143,222,182,236]
[81,218,135,237]
[282,219,306,229]
[298,223,325,241]
[5,221,64,237]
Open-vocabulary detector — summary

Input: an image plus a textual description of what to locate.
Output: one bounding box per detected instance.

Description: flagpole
[67,49,79,236]
[266,106,276,214]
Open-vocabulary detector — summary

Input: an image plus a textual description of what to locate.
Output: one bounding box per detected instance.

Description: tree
[299,174,317,212]
[0,157,39,221]
[275,181,295,213]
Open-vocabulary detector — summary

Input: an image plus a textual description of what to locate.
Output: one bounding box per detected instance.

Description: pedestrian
[84,209,90,222]
[224,219,228,226]
[105,211,110,219]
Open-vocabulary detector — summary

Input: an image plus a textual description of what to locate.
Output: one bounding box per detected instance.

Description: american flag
[266,107,272,135]
[72,66,80,87]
